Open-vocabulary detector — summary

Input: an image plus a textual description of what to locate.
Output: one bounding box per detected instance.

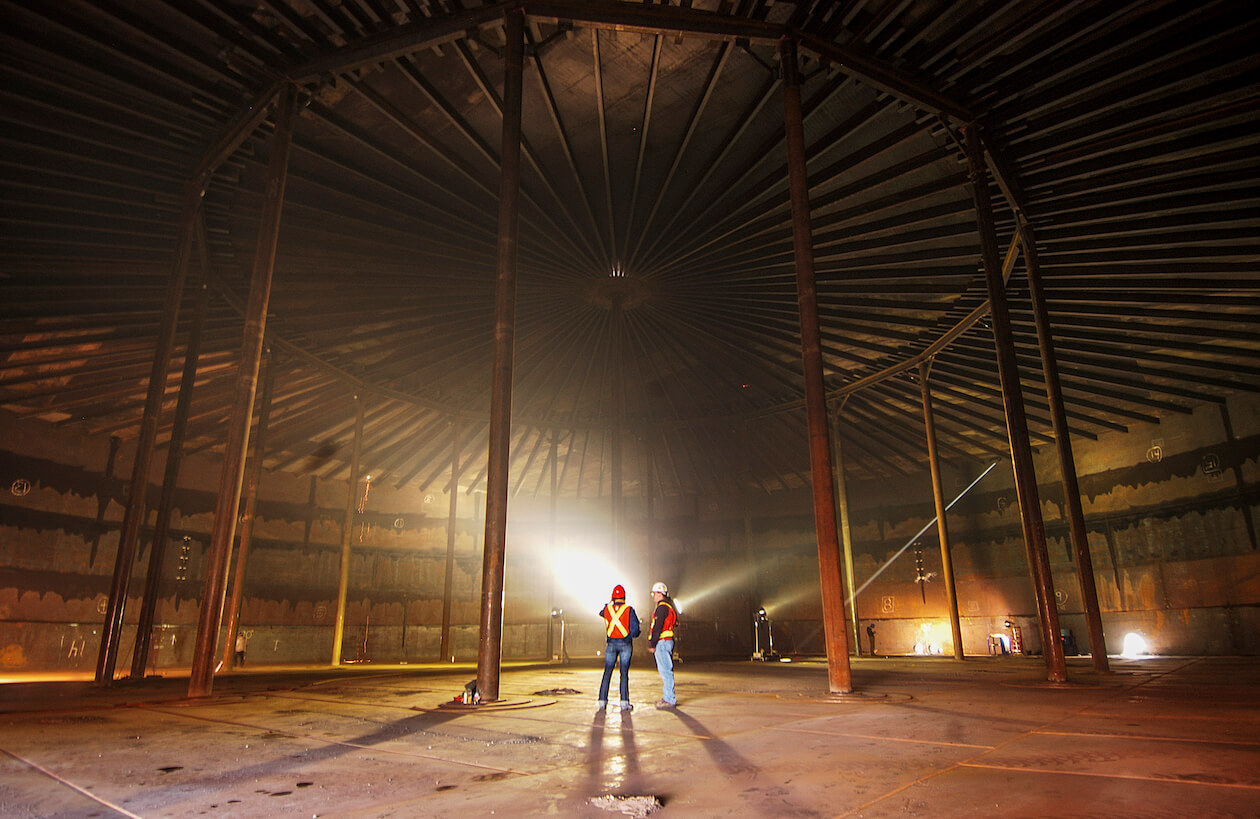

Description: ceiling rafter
[2,0,1256,494]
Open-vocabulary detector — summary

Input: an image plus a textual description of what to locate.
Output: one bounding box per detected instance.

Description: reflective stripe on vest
[604,603,632,638]
[652,600,676,640]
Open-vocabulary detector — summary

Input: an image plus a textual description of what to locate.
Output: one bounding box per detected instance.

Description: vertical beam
[611,294,624,560]
[440,420,462,662]
[964,124,1066,682]
[129,279,211,680]
[740,421,761,652]
[188,86,297,698]
[1019,220,1109,671]
[95,185,201,685]
[98,84,283,686]
[477,8,525,704]
[830,407,861,656]
[546,430,558,661]
[919,361,964,660]
[1219,405,1259,552]
[645,445,657,586]
[221,348,276,671]
[332,395,365,665]
[781,37,853,693]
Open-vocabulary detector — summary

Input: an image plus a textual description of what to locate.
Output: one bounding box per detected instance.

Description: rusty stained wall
[744,394,1259,658]
[0,409,551,672]
[2,390,1258,673]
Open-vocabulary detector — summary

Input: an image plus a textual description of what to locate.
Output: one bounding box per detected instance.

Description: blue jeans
[654,639,675,704]
[599,638,633,704]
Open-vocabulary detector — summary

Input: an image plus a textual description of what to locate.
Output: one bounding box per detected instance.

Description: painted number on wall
[1202,453,1222,483]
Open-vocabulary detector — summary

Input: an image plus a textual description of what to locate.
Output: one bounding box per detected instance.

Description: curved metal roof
[2,0,1257,498]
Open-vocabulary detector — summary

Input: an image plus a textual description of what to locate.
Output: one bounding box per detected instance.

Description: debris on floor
[532,687,583,695]
[589,794,661,817]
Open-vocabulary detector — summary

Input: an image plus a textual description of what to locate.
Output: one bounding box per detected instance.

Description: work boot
[654,699,675,710]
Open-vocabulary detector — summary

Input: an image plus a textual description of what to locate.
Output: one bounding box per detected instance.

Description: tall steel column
[95,185,201,685]
[919,361,964,659]
[221,349,276,671]
[964,125,1066,682]
[332,395,365,665]
[440,420,462,662]
[188,86,297,698]
[829,407,862,656]
[477,8,525,704]
[129,278,211,680]
[781,38,853,693]
[611,293,625,560]
[546,431,558,661]
[645,447,657,595]
[1019,220,1109,671]
[740,421,763,653]
[1219,405,1259,552]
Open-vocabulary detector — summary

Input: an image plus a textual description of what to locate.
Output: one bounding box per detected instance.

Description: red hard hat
[612,584,626,600]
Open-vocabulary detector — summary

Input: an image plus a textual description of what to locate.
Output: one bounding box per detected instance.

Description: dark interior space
[1,1,1257,815]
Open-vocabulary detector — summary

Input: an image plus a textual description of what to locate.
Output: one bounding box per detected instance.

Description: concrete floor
[1,655,1257,817]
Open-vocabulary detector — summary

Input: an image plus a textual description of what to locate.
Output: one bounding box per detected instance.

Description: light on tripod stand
[550,609,567,663]
[752,606,778,661]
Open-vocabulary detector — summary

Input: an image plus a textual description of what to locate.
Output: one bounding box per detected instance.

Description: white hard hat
[651,581,669,595]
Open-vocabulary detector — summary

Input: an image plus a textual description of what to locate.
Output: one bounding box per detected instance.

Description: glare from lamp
[552,549,621,612]
[913,622,943,656]
[1121,632,1149,659]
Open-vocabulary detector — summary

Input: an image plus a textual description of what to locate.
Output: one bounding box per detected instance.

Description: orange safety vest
[603,602,633,639]
[651,600,676,640]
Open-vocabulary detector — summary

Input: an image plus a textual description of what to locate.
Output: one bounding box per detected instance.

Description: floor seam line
[0,744,145,818]
[958,760,1260,790]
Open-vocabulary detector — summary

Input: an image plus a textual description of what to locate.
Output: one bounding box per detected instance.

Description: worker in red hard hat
[597,584,640,711]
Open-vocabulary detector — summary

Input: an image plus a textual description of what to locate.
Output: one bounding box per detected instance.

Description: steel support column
[95,186,201,685]
[611,293,625,561]
[440,420,462,662]
[129,279,211,680]
[477,8,525,704]
[645,447,657,594]
[964,124,1066,682]
[829,407,862,656]
[740,421,763,654]
[188,87,296,698]
[332,395,365,666]
[782,38,853,693]
[1219,405,1259,553]
[1019,220,1109,671]
[919,361,964,660]
[221,349,276,671]
[546,431,558,661]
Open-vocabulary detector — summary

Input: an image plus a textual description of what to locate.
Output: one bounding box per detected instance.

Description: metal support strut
[782,37,853,693]
[477,8,525,704]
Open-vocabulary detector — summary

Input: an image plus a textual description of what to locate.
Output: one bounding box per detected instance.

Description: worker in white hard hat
[648,581,678,709]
